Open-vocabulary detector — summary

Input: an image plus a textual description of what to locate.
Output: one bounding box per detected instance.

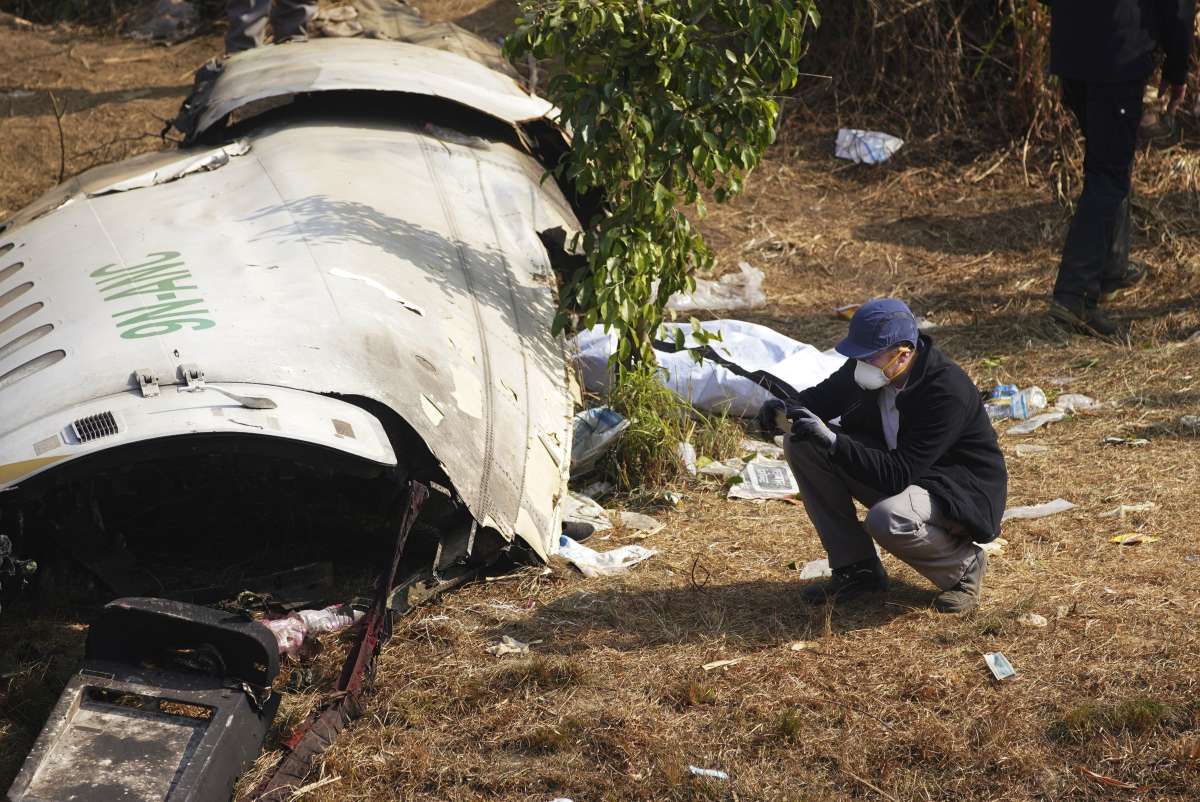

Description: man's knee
[784,434,825,467]
[864,494,921,542]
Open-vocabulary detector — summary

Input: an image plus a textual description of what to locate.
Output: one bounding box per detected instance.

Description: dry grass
[2,5,1200,802]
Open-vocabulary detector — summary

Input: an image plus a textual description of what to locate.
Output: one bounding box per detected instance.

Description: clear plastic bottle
[1010,387,1046,420]
[262,604,363,656]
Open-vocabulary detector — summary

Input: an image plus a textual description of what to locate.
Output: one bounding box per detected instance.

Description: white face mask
[854,360,891,390]
[853,348,910,390]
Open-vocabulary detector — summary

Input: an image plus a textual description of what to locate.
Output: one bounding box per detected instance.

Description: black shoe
[933,548,987,614]
[1049,300,1121,339]
[801,557,887,604]
[1100,261,1148,303]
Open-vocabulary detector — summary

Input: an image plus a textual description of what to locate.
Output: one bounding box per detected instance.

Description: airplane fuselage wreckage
[1,32,585,802]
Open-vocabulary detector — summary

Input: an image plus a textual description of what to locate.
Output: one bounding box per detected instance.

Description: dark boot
[1101,260,1148,302]
[801,557,887,604]
[1049,299,1121,338]
[933,548,987,614]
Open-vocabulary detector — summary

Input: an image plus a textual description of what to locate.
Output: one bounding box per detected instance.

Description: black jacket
[791,336,1008,542]
[1046,0,1195,86]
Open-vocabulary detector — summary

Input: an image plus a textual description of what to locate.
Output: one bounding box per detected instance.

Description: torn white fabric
[558,535,656,578]
[835,128,904,164]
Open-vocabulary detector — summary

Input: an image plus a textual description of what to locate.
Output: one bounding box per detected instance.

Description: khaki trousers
[784,434,980,591]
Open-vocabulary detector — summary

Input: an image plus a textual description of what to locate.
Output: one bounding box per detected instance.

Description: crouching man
[760,299,1007,613]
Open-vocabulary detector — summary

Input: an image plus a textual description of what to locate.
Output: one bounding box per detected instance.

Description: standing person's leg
[226,0,271,53]
[1052,80,1143,334]
[271,0,318,43]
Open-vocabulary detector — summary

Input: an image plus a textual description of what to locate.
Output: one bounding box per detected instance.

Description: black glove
[757,399,787,436]
[787,406,837,452]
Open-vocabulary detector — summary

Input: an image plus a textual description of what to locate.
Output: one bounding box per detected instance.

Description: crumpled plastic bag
[571,406,630,475]
[835,128,904,165]
[666,261,766,312]
[558,535,657,578]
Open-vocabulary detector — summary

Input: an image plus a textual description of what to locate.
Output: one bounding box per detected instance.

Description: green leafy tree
[506,0,819,368]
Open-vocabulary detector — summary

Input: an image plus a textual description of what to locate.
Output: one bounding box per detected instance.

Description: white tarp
[575,320,845,417]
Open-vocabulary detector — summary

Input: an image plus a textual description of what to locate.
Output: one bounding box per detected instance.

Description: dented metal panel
[188,38,553,139]
[0,104,576,559]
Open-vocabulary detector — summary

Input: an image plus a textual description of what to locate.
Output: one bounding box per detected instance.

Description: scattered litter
[798,558,831,580]
[977,537,1008,557]
[688,766,730,781]
[1001,498,1075,522]
[1103,436,1150,447]
[616,511,665,535]
[1180,415,1200,430]
[916,316,938,333]
[701,659,741,671]
[125,0,199,43]
[1017,612,1048,628]
[1053,393,1100,413]
[1048,375,1075,387]
[834,303,860,320]
[985,385,1045,422]
[676,441,698,475]
[561,491,613,533]
[1110,533,1160,545]
[740,438,785,460]
[558,535,657,578]
[1013,443,1050,457]
[486,635,540,656]
[579,480,615,499]
[727,456,800,500]
[835,128,904,164]
[314,3,365,37]
[666,261,766,312]
[1007,410,1066,435]
[698,457,745,480]
[1099,502,1156,519]
[571,406,629,474]
[663,491,683,506]
[984,651,1016,680]
[262,604,363,657]
[788,640,819,651]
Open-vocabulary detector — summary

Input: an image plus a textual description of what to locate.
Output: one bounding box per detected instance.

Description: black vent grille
[72,411,119,442]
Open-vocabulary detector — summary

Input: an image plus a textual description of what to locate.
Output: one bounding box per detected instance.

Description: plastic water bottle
[1010,387,1046,420]
[985,384,1018,421]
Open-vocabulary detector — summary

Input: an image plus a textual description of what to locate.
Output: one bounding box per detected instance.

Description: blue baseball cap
[835,298,919,359]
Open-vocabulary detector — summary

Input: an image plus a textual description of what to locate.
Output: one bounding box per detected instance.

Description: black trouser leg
[1053,79,1143,309]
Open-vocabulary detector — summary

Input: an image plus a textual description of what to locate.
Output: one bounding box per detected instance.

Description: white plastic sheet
[1001,498,1076,522]
[571,406,629,474]
[835,128,904,164]
[558,535,657,578]
[666,261,766,312]
[575,320,845,417]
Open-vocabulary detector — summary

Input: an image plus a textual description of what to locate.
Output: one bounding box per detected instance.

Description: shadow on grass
[503,577,934,654]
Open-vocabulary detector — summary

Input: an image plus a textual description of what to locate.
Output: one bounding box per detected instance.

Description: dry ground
[2,3,1200,801]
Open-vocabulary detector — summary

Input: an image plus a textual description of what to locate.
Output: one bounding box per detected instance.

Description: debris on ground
[486,635,540,656]
[1053,393,1101,413]
[977,537,1009,556]
[676,441,698,475]
[579,480,615,499]
[1018,612,1048,628]
[1104,436,1150,447]
[1002,498,1076,522]
[1098,501,1156,519]
[834,303,861,320]
[558,535,657,578]
[1007,410,1066,435]
[575,319,844,416]
[984,651,1017,680]
[740,438,785,460]
[571,406,630,475]
[562,491,613,533]
[687,766,730,780]
[797,558,831,580]
[916,316,938,332]
[1180,415,1200,431]
[262,603,363,657]
[314,3,365,38]
[788,640,820,651]
[1110,533,1160,545]
[727,456,801,500]
[1013,443,1051,457]
[835,128,904,164]
[666,261,766,311]
[124,0,199,43]
[701,658,742,671]
[616,511,665,535]
[985,384,1046,421]
[698,456,746,480]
